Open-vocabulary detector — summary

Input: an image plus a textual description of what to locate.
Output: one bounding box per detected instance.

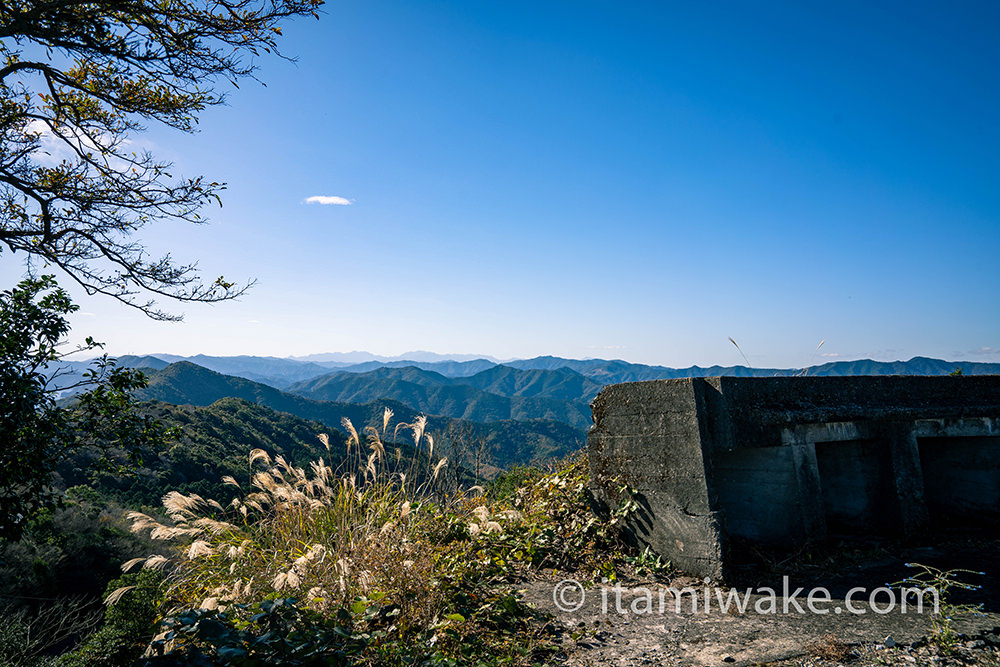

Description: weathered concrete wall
[587,376,1000,579]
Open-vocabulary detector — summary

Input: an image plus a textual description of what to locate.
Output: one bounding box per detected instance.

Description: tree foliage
[0,0,322,319]
[0,275,172,539]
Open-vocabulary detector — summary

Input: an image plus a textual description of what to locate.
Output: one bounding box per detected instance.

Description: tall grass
[126,411,448,616]
[119,412,636,664]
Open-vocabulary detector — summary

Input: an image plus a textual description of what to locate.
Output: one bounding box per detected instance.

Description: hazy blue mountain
[141,354,334,387]
[290,351,500,364]
[796,356,1000,376]
[135,362,585,467]
[136,353,499,385]
[296,366,454,390]
[335,358,499,377]
[391,351,501,363]
[503,356,781,381]
[45,354,171,394]
[115,354,170,370]
[288,351,384,364]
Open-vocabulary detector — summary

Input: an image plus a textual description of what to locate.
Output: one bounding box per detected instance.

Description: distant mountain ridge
[330,358,499,377]
[501,355,1000,382]
[148,354,336,386]
[288,351,502,364]
[74,353,1000,392]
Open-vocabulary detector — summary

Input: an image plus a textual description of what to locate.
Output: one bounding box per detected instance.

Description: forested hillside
[135,362,586,469]
[57,398,349,508]
[288,365,595,429]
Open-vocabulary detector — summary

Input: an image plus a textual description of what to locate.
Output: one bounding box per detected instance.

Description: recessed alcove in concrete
[918,436,1000,531]
[714,446,800,545]
[814,439,897,537]
[587,376,1000,579]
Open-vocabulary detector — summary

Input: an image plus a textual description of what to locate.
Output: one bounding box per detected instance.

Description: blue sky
[6,1,999,367]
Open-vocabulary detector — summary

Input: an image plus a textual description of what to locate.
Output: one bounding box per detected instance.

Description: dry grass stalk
[125,411,497,633]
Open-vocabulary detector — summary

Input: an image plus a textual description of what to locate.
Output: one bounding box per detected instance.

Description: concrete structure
[587,376,1000,579]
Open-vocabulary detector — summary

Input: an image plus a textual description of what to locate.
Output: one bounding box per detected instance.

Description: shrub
[485,465,544,502]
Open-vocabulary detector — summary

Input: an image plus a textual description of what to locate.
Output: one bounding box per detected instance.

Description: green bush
[484,465,544,502]
[54,569,164,667]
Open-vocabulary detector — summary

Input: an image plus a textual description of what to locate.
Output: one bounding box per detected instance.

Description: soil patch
[519,540,1000,666]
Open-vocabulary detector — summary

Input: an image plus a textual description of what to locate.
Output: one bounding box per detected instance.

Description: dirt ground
[517,539,1000,666]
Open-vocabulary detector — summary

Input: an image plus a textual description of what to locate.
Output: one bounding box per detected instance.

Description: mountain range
[132,362,585,469]
[50,353,1000,471]
[288,351,502,364]
[287,365,601,430]
[55,352,1000,391]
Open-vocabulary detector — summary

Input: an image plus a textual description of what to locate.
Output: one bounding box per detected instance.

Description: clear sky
[5,1,999,368]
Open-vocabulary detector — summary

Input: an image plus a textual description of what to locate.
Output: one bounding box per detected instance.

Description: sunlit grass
[118,412,636,664]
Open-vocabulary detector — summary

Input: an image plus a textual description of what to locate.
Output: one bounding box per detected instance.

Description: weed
[624,545,670,579]
[893,562,984,651]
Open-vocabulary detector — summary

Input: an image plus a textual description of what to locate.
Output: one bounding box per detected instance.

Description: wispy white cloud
[304,195,353,206]
[969,346,999,356]
[820,352,839,358]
